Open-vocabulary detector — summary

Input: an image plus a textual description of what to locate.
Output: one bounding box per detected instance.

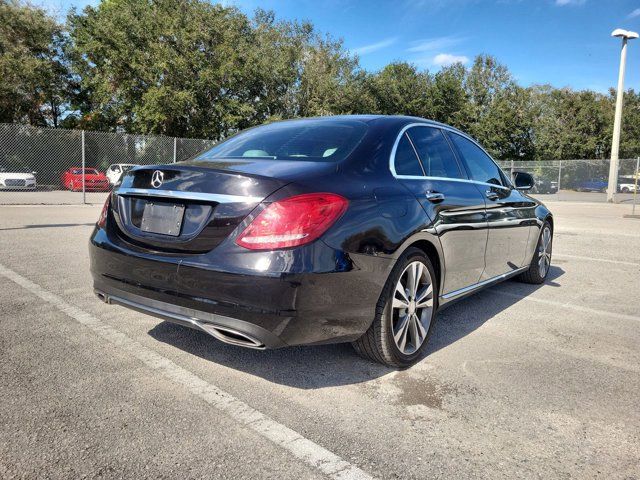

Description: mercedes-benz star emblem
[151,170,164,188]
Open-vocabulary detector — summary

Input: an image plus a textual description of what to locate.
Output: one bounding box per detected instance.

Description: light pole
[608,28,638,203]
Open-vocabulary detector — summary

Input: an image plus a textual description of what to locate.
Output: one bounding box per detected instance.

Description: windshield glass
[196,120,368,163]
[72,168,99,175]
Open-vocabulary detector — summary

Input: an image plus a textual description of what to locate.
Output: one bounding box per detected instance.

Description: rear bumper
[93,282,284,349]
[89,225,393,349]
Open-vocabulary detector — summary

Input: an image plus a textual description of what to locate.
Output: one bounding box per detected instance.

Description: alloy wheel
[391,261,434,355]
[538,226,552,278]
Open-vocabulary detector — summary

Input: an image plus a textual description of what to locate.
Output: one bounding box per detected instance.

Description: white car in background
[106,163,137,185]
[0,166,36,190]
[619,177,639,193]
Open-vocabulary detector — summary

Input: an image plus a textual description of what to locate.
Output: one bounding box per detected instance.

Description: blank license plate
[140,202,185,236]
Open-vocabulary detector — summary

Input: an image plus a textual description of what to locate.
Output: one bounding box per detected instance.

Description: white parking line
[490,289,640,323]
[0,263,375,480]
[556,228,640,239]
[554,253,640,267]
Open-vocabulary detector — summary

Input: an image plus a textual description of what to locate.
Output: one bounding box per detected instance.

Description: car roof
[268,114,467,136]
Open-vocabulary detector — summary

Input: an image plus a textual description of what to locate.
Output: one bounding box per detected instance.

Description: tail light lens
[97,195,111,228]
[236,193,348,250]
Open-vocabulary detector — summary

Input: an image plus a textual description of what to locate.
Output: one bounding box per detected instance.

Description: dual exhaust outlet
[95,291,266,350]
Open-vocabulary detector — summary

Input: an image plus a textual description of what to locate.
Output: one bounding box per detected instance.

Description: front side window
[196,120,368,163]
[406,127,464,179]
[393,133,425,176]
[448,133,504,186]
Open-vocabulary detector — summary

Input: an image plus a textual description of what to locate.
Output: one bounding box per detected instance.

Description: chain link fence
[1,123,639,209]
[497,158,640,207]
[0,123,215,204]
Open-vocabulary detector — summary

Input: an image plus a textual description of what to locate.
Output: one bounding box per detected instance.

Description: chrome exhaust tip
[95,290,109,303]
[196,322,266,350]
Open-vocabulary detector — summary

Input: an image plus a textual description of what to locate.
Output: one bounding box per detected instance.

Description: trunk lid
[110,163,290,252]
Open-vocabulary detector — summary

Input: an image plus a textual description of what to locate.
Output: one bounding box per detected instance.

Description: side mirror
[513,171,535,191]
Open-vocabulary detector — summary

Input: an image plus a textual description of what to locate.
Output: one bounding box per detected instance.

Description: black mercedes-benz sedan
[90,115,553,367]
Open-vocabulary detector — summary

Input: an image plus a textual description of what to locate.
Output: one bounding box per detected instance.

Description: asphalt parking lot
[1,201,639,479]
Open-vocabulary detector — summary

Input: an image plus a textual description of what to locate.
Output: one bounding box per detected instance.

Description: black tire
[518,221,553,284]
[352,248,438,368]
[621,187,630,193]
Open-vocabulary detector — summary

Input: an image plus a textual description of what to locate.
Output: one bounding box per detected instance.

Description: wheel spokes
[408,314,420,350]
[391,260,434,355]
[394,314,410,351]
[415,284,433,309]
[413,313,427,343]
[393,283,410,310]
[406,262,422,299]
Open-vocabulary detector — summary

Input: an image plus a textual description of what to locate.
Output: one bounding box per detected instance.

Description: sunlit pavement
[1,201,639,479]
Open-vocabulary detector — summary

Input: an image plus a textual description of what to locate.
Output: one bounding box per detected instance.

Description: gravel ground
[0,201,639,479]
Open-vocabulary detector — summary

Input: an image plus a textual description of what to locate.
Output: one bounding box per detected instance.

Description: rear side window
[197,120,368,163]
[406,127,464,179]
[393,133,424,176]
[449,133,504,186]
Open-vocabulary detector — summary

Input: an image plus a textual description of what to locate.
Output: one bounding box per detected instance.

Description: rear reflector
[236,193,348,250]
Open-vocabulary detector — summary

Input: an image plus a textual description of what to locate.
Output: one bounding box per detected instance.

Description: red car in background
[61,168,110,192]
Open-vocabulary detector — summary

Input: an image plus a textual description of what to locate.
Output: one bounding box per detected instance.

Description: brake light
[97,195,111,228]
[236,193,348,250]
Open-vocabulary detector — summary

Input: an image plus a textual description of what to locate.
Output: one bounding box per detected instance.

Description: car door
[391,125,488,295]
[446,131,536,280]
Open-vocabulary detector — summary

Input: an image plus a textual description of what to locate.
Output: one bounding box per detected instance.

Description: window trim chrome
[115,187,263,204]
[389,123,513,191]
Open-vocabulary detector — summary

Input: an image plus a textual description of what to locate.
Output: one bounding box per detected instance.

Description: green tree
[619,89,640,159]
[430,63,469,129]
[0,0,73,126]
[530,86,613,160]
[366,62,433,118]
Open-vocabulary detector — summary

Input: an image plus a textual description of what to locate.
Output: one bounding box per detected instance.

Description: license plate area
[140,201,185,237]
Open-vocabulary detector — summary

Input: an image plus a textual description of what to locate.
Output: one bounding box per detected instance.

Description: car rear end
[90,153,390,349]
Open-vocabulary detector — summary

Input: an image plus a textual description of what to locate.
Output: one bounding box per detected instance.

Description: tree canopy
[0,0,635,161]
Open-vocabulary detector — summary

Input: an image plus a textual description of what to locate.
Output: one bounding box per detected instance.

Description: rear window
[196,120,368,162]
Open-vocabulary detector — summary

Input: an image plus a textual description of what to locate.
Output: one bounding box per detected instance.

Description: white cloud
[407,36,465,53]
[432,53,470,66]
[351,37,398,56]
[628,8,640,18]
[555,0,586,6]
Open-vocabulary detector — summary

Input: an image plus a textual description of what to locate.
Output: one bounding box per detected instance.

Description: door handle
[425,191,445,203]
[485,190,499,201]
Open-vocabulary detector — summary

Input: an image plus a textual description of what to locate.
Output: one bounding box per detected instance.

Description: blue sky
[43,0,640,92]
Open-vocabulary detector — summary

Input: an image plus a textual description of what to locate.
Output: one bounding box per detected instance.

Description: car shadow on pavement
[148,265,565,389]
[425,266,564,357]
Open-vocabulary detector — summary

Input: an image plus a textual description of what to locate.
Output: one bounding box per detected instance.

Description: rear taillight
[236,193,348,250]
[97,195,111,228]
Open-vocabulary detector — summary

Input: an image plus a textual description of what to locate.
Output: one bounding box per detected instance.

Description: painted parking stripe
[489,289,640,323]
[554,253,640,267]
[0,263,375,480]
[556,228,640,239]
